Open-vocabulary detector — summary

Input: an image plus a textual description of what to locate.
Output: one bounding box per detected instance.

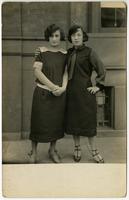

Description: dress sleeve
[90,49,106,90]
[33,48,43,70]
[34,48,43,62]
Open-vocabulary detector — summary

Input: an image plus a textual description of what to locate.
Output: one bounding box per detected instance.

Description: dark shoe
[73,145,81,162]
[91,149,104,163]
[48,150,61,163]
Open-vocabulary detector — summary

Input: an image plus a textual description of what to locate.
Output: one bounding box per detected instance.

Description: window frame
[88,2,127,33]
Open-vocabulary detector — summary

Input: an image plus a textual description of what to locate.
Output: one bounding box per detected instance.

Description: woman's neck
[47,44,62,51]
[74,44,84,49]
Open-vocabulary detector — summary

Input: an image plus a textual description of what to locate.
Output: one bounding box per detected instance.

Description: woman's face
[71,28,83,47]
[49,30,61,47]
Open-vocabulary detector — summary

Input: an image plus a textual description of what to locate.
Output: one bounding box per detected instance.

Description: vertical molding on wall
[114,86,126,130]
[90,2,100,33]
[2,2,23,135]
[20,2,24,139]
[70,2,88,31]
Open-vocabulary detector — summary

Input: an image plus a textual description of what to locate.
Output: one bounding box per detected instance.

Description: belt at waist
[37,83,52,91]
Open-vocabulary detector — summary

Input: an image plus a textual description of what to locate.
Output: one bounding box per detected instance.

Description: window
[101,2,126,31]
[88,2,127,33]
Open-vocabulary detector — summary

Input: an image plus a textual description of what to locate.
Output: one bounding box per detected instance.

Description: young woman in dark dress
[65,25,106,163]
[29,24,68,163]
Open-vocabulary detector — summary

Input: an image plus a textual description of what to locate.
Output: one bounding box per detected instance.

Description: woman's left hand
[52,87,66,96]
[87,86,100,94]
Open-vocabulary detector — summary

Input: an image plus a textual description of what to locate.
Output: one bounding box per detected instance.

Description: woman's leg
[87,136,104,163]
[73,135,81,162]
[32,141,38,156]
[73,135,80,146]
[49,140,57,154]
[87,136,97,150]
[28,141,38,163]
[48,140,61,163]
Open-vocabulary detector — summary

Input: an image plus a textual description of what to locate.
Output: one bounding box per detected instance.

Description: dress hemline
[65,128,97,137]
[29,134,64,143]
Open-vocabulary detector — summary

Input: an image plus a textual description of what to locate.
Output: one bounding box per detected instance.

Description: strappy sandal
[74,145,81,162]
[91,149,104,163]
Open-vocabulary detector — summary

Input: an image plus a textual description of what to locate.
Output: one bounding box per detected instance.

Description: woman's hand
[35,48,40,57]
[52,86,66,96]
[87,86,100,94]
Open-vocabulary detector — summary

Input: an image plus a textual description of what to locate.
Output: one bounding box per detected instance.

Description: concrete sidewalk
[2,135,126,164]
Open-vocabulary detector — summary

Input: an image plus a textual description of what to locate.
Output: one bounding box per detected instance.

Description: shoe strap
[92,149,99,156]
[75,145,81,150]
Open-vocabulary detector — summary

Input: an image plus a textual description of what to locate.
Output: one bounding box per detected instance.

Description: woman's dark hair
[44,24,65,41]
[68,25,88,43]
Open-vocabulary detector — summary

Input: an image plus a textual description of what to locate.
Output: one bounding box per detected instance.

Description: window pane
[101,2,126,28]
[101,7,126,28]
[117,8,126,27]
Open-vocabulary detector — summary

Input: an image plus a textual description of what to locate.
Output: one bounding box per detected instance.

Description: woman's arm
[62,66,68,90]
[52,65,68,96]
[33,48,60,91]
[33,63,59,91]
[91,50,106,89]
[87,49,106,94]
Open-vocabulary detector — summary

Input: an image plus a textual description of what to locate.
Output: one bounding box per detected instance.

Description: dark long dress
[65,45,106,137]
[29,49,66,142]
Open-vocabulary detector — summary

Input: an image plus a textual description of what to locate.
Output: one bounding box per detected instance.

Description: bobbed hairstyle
[44,24,65,41]
[68,25,88,43]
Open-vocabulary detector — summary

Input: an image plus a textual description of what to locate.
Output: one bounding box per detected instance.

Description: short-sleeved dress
[29,48,67,143]
[65,45,106,137]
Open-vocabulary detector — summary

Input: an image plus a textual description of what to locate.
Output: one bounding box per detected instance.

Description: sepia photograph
[2,0,127,197]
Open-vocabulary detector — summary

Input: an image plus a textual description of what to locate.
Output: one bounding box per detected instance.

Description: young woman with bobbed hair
[65,25,106,163]
[29,24,68,163]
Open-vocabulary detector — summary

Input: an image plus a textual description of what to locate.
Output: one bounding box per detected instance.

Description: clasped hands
[52,85,66,96]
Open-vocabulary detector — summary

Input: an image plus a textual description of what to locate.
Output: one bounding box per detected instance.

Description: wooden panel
[114,86,126,130]
[22,56,36,131]
[22,57,34,70]
[22,68,35,132]
[21,2,69,37]
[2,2,21,36]
[2,56,22,132]
[105,70,126,86]
[2,40,22,53]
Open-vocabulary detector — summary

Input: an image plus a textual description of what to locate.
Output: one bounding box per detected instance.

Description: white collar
[39,46,67,54]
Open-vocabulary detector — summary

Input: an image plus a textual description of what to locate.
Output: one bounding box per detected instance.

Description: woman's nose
[74,35,78,40]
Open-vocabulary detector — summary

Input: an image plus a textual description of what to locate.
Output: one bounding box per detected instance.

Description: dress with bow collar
[65,44,106,136]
